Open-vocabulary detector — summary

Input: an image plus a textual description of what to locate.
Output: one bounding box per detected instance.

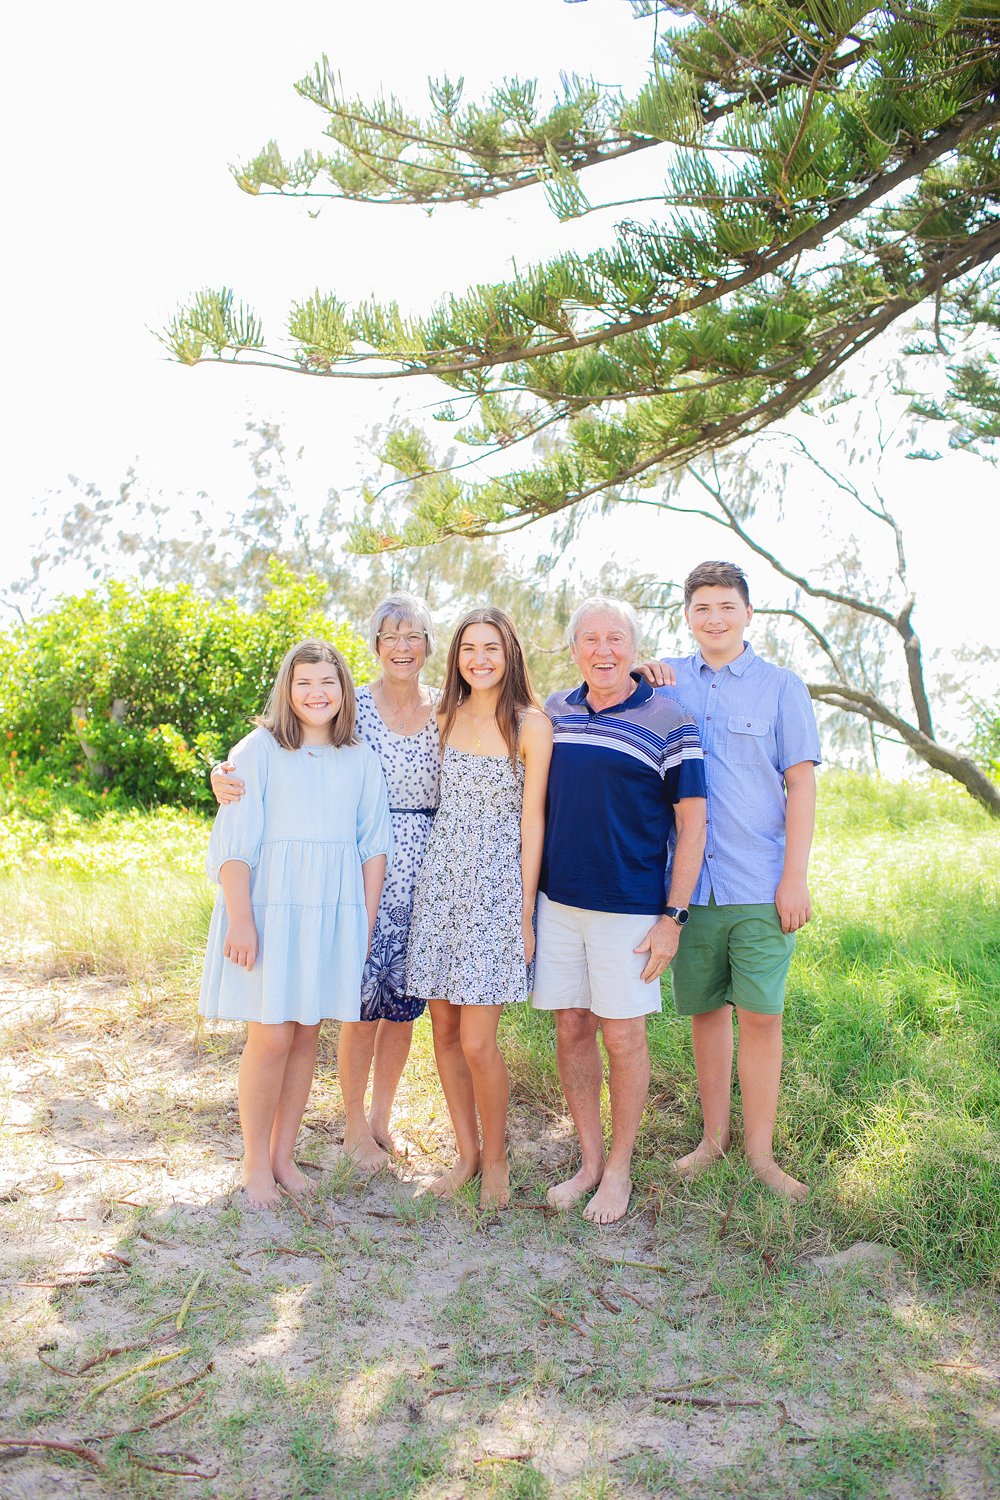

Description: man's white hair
[567,597,642,653]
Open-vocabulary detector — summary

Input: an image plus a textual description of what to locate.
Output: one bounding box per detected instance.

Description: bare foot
[582,1168,632,1225]
[546,1163,605,1212]
[672,1136,729,1181]
[421,1155,480,1200]
[242,1169,280,1210]
[479,1156,510,1210]
[749,1157,809,1203]
[272,1159,313,1196]
[343,1130,389,1174]
[370,1125,410,1160]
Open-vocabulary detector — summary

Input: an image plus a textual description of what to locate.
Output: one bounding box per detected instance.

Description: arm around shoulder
[206,730,270,881]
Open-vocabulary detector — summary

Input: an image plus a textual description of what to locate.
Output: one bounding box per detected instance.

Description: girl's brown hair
[436,608,540,767]
[256,639,359,750]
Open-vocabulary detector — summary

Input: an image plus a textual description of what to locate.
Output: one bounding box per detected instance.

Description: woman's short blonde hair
[256,639,359,749]
[367,592,435,658]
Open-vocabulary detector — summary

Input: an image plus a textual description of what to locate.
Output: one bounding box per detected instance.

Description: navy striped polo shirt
[540,676,706,915]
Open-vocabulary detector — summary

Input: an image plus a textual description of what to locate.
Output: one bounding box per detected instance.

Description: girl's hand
[224,916,258,970]
[211,761,246,806]
[634,660,676,688]
[522,912,536,967]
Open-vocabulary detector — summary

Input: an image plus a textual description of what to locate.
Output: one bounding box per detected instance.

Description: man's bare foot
[421,1155,480,1200]
[546,1163,605,1212]
[272,1159,313,1196]
[479,1156,510,1210]
[582,1168,633,1225]
[242,1169,280,1210]
[343,1130,389,1174]
[749,1156,809,1202]
[672,1136,730,1180]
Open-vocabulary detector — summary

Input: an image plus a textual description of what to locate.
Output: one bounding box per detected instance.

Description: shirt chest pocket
[726,715,772,764]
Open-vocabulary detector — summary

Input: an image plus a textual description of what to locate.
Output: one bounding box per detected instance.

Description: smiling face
[376,617,428,684]
[685,585,754,663]
[289,660,344,740]
[570,608,636,701]
[457,622,507,692]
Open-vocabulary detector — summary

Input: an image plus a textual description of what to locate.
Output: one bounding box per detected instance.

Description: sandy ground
[1,966,997,1499]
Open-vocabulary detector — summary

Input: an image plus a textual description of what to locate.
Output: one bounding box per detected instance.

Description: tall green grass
[1,770,998,1285]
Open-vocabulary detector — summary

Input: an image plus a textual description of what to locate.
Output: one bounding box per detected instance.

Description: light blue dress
[199,727,393,1025]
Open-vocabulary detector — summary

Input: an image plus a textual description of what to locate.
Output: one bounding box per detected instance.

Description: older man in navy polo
[533,597,707,1224]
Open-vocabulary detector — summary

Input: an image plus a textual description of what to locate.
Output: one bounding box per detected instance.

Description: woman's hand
[634,660,677,688]
[211,761,245,806]
[224,915,258,970]
[522,911,536,967]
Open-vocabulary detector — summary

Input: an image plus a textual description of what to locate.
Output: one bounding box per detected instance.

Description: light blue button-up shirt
[659,643,821,906]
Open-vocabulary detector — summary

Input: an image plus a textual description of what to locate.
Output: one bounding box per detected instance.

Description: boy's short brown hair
[683,560,751,609]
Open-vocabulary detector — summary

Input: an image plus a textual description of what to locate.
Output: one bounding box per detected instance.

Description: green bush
[0,561,373,806]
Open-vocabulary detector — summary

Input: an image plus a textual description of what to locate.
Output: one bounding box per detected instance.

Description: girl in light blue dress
[200,639,392,1210]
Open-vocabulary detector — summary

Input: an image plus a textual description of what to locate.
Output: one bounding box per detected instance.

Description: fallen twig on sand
[524,1293,589,1338]
[37,1332,177,1378]
[128,1452,220,1479]
[597,1256,680,1276]
[83,1347,190,1405]
[99,1251,132,1268]
[87,1388,207,1440]
[717,1186,745,1240]
[138,1362,214,1408]
[175,1271,204,1331]
[0,1437,107,1471]
[426,1378,515,1400]
[18,1276,100,1289]
[654,1392,789,1428]
[474,1452,534,1465]
[594,1286,622,1315]
[139,1227,179,1249]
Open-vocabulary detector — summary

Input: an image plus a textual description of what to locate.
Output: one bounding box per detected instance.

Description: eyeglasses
[377,632,426,648]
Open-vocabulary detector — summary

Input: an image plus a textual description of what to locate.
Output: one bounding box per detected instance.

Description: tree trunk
[807,684,1000,818]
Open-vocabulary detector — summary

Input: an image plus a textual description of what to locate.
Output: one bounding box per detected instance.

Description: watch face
[667,907,689,924]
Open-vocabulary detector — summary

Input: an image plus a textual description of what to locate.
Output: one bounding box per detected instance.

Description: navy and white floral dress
[406,745,530,1006]
[357,685,441,1023]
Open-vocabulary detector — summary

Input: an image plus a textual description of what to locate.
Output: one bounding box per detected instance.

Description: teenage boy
[640,560,821,1200]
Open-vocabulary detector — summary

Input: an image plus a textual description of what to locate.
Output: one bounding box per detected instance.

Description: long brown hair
[256,639,359,750]
[437,608,540,766]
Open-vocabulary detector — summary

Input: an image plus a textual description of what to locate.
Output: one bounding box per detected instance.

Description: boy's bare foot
[343,1130,389,1174]
[421,1155,480,1200]
[242,1170,280,1210]
[546,1163,605,1211]
[582,1168,632,1225]
[479,1156,510,1210]
[750,1156,809,1203]
[672,1136,730,1180]
[272,1160,313,1196]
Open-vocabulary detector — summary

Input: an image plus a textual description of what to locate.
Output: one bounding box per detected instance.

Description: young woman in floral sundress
[406,607,553,1209]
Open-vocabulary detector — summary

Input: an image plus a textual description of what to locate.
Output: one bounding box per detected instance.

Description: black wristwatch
[664,906,689,926]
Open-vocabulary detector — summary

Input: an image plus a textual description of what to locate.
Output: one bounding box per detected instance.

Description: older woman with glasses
[212,591,440,1173]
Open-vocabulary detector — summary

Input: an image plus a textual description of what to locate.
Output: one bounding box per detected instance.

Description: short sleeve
[205,729,270,882]
[662,717,707,805]
[356,746,393,869]
[775,672,822,771]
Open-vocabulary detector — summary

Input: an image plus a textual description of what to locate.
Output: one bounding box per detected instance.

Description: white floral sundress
[405,744,530,1006]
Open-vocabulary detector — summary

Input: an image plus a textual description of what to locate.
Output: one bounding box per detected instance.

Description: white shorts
[531,894,664,1020]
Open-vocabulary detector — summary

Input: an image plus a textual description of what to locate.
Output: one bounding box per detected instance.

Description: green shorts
[670,898,795,1017]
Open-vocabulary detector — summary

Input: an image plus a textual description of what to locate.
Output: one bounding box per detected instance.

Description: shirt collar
[695,641,756,677]
[566,672,653,713]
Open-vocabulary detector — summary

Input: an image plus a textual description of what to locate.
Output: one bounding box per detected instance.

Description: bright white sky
[5,1,997,745]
